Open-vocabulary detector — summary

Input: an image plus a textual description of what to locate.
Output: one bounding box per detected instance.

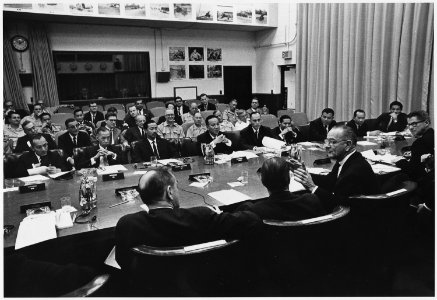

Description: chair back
[224,130,242,150]
[150,107,166,118]
[277,109,295,119]
[51,113,73,129]
[104,103,124,112]
[4,153,23,178]
[290,112,309,126]
[180,138,200,156]
[117,110,126,120]
[63,274,110,297]
[181,122,194,135]
[151,116,160,123]
[365,118,378,131]
[82,105,103,112]
[57,106,76,114]
[216,103,229,113]
[260,114,278,129]
[146,101,165,110]
[54,130,67,145]
[200,110,214,120]
[297,124,310,141]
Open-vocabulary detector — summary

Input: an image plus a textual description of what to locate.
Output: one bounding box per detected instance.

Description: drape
[296,3,434,121]
[28,23,59,107]
[3,36,27,110]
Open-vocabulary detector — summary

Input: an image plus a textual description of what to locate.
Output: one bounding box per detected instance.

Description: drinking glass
[241,171,249,184]
[150,156,158,167]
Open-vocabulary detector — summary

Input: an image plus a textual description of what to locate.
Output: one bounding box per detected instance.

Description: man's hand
[67,157,75,166]
[293,167,317,191]
[213,134,227,144]
[389,112,398,120]
[47,166,59,174]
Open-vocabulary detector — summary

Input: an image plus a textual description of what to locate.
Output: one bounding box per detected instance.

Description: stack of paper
[262,137,286,150]
[15,212,57,250]
[297,142,320,147]
[18,174,50,182]
[357,141,378,146]
[230,151,259,159]
[214,154,232,164]
[96,165,128,175]
[208,189,251,205]
[371,164,401,174]
[307,167,331,175]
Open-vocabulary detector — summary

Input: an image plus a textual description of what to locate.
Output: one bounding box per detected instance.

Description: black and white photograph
[236,6,253,24]
[150,3,170,18]
[169,47,186,61]
[125,3,145,16]
[196,4,213,21]
[4,3,33,10]
[188,47,204,62]
[98,3,120,15]
[207,48,222,62]
[189,65,204,79]
[207,65,222,79]
[255,7,268,24]
[174,3,192,20]
[170,65,186,80]
[37,3,64,13]
[217,5,233,22]
[69,3,94,14]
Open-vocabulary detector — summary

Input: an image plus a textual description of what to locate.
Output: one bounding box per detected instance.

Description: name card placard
[102,172,125,181]
[20,201,51,213]
[189,173,211,182]
[231,157,248,164]
[115,185,138,196]
[171,163,192,172]
[19,182,46,194]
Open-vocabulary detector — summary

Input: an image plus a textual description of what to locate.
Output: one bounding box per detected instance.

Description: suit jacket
[375,112,408,132]
[115,207,262,270]
[197,131,233,154]
[396,128,434,180]
[272,126,304,144]
[158,115,182,125]
[14,134,57,153]
[240,125,275,150]
[123,126,145,144]
[346,120,368,137]
[199,103,216,111]
[313,151,381,210]
[58,131,92,158]
[132,137,175,163]
[16,151,71,177]
[137,109,154,120]
[174,105,189,118]
[75,144,122,169]
[123,115,137,128]
[236,190,327,221]
[83,111,104,126]
[107,127,126,145]
[309,118,337,142]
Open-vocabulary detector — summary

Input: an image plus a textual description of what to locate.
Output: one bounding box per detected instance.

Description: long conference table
[3,137,414,254]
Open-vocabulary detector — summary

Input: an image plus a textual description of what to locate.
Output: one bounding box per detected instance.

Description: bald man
[157,109,185,139]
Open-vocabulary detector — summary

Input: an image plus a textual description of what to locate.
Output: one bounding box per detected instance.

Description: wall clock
[11,35,29,52]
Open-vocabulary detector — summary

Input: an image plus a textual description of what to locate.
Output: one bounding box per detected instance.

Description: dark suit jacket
[313,151,381,210]
[16,151,71,177]
[346,120,368,137]
[272,126,304,144]
[174,105,189,118]
[115,207,261,270]
[309,118,337,142]
[123,126,144,144]
[236,191,327,221]
[83,111,104,126]
[240,125,275,150]
[375,112,408,132]
[132,137,175,163]
[123,115,137,128]
[396,128,434,180]
[75,144,122,169]
[137,109,154,120]
[58,131,92,158]
[199,103,216,111]
[197,131,233,154]
[158,115,182,125]
[14,134,57,153]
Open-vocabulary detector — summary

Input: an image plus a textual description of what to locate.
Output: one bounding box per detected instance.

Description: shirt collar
[338,149,356,166]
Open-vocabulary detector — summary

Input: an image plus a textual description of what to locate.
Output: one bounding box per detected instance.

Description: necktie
[331,161,341,178]
[152,141,159,158]
[325,125,329,133]
[40,155,49,166]
[110,129,114,144]
[73,136,77,146]
[91,114,94,124]
[255,130,259,139]
[140,128,145,139]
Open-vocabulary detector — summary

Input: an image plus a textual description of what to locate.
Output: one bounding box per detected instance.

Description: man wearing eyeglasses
[294,125,380,210]
[157,109,185,139]
[83,101,104,126]
[396,110,434,180]
[102,112,126,145]
[14,120,57,153]
[58,118,92,166]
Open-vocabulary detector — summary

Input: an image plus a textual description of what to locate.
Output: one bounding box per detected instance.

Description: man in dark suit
[236,157,326,220]
[199,93,216,111]
[123,115,146,147]
[115,167,262,270]
[240,112,275,150]
[373,101,408,133]
[124,105,139,128]
[309,108,337,142]
[174,96,189,119]
[197,115,233,154]
[106,106,126,130]
[294,125,380,211]
[396,110,434,180]
[135,99,154,120]
[346,109,368,137]
[131,119,176,163]
[75,127,123,169]
[58,118,92,166]
[16,134,71,177]
[101,112,126,145]
[83,101,104,126]
[14,120,57,153]
[73,108,95,137]
[273,115,304,144]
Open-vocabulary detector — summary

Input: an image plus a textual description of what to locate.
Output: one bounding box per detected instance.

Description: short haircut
[322,108,335,116]
[260,157,290,192]
[7,110,20,119]
[205,115,218,125]
[36,99,44,104]
[212,110,220,116]
[127,104,136,110]
[335,125,357,146]
[33,103,42,109]
[407,110,430,122]
[389,101,403,110]
[250,111,261,119]
[353,109,365,118]
[190,102,198,108]
[89,101,98,106]
[73,108,83,115]
[252,97,259,101]
[22,120,33,128]
[39,112,51,120]
[96,126,109,135]
[30,133,46,146]
[175,96,182,101]
[144,119,156,129]
[279,115,292,123]
[106,106,117,113]
[105,112,117,120]
[135,99,144,104]
[65,118,76,128]
[199,93,207,98]
[236,109,246,116]
[165,100,175,108]
[138,167,176,204]
[230,99,238,104]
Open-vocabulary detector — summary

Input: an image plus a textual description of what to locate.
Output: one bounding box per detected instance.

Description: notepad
[371,164,401,174]
[96,165,128,175]
[208,189,251,205]
[15,212,57,250]
[262,136,286,150]
[18,174,50,182]
[230,151,259,159]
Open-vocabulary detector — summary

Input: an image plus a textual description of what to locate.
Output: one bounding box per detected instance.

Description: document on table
[357,141,378,146]
[208,189,252,205]
[3,187,19,192]
[15,212,57,250]
[158,158,184,165]
[133,170,148,175]
[228,182,245,188]
[96,165,128,175]
[230,151,259,159]
[262,136,286,150]
[47,170,74,179]
[18,174,50,182]
[190,181,209,188]
[307,167,331,175]
[371,163,401,174]
[214,154,232,164]
[298,142,320,147]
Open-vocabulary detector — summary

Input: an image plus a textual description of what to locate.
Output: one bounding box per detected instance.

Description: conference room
[3,2,434,297]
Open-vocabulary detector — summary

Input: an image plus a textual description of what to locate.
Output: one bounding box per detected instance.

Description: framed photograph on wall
[236,5,252,24]
[170,65,186,80]
[169,47,185,61]
[98,3,120,15]
[255,6,268,24]
[174,86,197,100]
[69,3,94,14]
[207,65,222,79]
[207,48,222,62]
[196,4,213,21]
[174,3,192,20]
[217,5,233,22]
[38,3,64,13]
[188,47,204,61]
[150,3,170,18]
[189,65,205,79]
[125,3,145,16]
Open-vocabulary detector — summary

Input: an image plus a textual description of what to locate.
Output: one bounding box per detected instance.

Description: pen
[109,200,130,208]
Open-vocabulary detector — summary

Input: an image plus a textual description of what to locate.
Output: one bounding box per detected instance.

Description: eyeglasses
[407,120,426,128]
[324,139,348,146]
[68,124,78,129]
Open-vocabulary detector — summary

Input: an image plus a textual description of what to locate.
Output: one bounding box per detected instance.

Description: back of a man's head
[138,167,176,205]
[260,157,290,193]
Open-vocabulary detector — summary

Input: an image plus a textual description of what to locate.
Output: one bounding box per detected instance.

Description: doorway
[223,66,252,107]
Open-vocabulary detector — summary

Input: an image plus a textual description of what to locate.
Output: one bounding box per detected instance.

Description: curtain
[28,22,59,107]
[296,3,434,121]
[3,36,27,109]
